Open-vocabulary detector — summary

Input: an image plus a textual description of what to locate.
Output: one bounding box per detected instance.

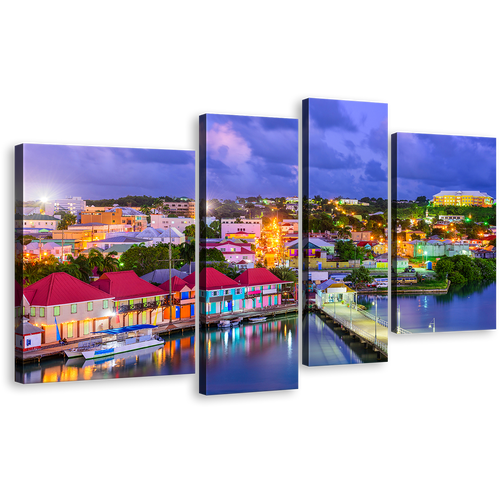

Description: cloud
[22,144,195,200]
[205,115,298,198]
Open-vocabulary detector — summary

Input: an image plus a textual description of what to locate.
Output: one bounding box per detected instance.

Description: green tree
[268,266,297,283]
[344,266,373,289]
[56,212,77,230]
[179,239,196,265]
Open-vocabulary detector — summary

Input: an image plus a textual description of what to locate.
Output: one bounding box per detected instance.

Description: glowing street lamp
[428,318,436,332]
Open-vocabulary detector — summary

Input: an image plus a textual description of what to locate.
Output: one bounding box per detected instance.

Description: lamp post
[429,318,435,333]
[372,297,378,341]
[397,304,401,332]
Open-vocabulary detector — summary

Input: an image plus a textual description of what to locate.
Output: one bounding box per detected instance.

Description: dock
[17,307,300,362]
[15,320,195,364]
[202,304,298,328]
[315,302,388,358]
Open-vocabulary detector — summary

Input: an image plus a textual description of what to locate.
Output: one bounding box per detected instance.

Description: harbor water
[357,281,496,333]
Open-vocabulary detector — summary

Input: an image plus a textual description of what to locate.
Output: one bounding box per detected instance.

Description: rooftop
[24,272,114,306]
[90,270,167,300]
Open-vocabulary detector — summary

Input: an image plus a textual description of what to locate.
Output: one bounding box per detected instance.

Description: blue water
[356,281,496,333]
[201,315,298,395]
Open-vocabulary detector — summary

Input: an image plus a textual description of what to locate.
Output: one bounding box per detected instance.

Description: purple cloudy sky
[396,133,496,200]
[22,144,195,201]
[205,114,298,199]
[308,98,388,199]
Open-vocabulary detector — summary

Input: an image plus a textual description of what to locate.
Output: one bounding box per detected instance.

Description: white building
[44,196,87,220]
[438,215,465,222]
[341,198,358,205]
[221,218,262,239]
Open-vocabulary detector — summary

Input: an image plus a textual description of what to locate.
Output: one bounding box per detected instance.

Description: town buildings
[81,207,148,231]
[16,214,60,232]
[432,190,493,207]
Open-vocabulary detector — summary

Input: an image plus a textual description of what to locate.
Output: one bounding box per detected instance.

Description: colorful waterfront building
[22,272,115,344]
[158,276,196,320]
[90,270,168,326]
[199,268,244,316]
[235,268,295,309]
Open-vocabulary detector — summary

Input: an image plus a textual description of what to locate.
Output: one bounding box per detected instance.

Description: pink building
[221,218,262,239]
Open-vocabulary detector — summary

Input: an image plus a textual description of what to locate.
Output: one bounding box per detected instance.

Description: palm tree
[179,240,195,266]
[337,227,352,239]
[87,248,120,275]
[269,266,297,283]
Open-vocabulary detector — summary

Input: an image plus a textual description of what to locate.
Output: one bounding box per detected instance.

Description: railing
[328,304,389,355]
[115,300,165,314]
[356,308,389,328]
[394,326,413,335]
[331,312,388,354]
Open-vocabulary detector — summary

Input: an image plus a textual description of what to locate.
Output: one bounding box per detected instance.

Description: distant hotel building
[150,215,194,233]
[432,191,493,207]
[340,198,358,205]
[164,201,195,218]
[44,196,87,220]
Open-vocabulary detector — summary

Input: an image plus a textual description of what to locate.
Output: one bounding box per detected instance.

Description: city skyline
[22,144,195,201]
[307,98,388,200]
[395,133,496,201]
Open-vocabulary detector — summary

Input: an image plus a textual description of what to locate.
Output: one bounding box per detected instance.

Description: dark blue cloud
[309,99,358,132]
[396,133,496,200]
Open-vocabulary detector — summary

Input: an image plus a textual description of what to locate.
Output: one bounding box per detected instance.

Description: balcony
[115,300,165,314]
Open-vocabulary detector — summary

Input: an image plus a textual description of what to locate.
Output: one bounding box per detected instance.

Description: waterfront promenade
[322,302,388,354]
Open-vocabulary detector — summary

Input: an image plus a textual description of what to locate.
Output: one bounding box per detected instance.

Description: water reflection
[16,332,195,384]
[396,281,496,333]
[201,316,298,395]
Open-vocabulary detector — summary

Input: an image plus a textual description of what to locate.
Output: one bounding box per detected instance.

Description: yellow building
[433,190,493,207]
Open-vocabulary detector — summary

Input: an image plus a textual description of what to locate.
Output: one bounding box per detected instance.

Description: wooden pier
[313,304,389,357]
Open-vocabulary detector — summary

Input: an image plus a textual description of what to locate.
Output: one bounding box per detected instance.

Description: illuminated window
[71,304,77,313]
[103,300,108,309]
[87,302,93,311]
[30,307,36,316]
[54,306,60,316]
[40,307,45,317]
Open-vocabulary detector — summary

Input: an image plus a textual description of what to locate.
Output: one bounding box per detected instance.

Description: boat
[64,325,163,359]
[81,333,164,360]
[248,316,267,323]
[217,320,231,328]
[230,319,242,326]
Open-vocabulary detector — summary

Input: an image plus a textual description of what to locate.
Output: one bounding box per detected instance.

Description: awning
[90,324,156,335]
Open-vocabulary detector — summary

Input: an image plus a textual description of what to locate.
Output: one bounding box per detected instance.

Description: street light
[372,297,378,341]
[397,304,401,332]
[428,318,435,332]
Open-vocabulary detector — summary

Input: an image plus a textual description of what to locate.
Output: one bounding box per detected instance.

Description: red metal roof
[200,267,240,290]
[235,268,289,286]
[90,270,166,301]
[158,276,191,293]
[184,267,240,290]
[23,272,114,306]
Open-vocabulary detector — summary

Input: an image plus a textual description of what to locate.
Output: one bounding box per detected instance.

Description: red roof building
[90,271,171,328]
[24,272,113,306]
[199,267,240,290]
[90,270,166,301]
[22,273,116,346]
[158,276,191,293]
[184,271,195,287]
[235,268,290,286]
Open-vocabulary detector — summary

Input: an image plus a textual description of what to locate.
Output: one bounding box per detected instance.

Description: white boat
[81,334,164,360]
[64,325,162,359]
[217,320,231,328]
[230,319,242,326]
[248,316,267,323]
